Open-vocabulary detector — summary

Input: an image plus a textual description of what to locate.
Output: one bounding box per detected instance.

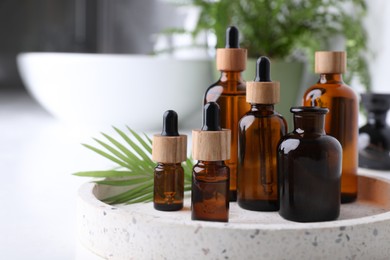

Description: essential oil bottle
[203,26,248,201]
[278,107,342,222]
[191,102,231,222]
[302,51,358,203]
[152,110,187,211]
[237,57,287,211]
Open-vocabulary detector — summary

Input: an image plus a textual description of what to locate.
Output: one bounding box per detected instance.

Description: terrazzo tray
[77,170,390,259]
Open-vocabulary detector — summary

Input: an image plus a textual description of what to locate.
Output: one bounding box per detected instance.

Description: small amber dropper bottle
[191,102,231,222]
[237,57,287,211]
[204,26,248,201]
[152,110,187,211]
[302,51,358,203]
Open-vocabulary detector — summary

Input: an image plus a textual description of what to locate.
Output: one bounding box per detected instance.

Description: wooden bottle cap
[192,129,231,161]
[216,48,247,71]
[246,81,280,104]
[152,135,187,163]
[315,51,346,74]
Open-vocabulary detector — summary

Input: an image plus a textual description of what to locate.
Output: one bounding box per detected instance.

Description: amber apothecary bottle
[237,57,287,211]
[302,51,358,203]
[192,102,231,222]
[278,107,342,222]
[204,26,248,201]
[152,110,187,211]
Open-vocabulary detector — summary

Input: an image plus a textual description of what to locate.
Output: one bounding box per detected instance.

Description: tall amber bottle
[302,51,358,203]
[152,110,187,211]
[237,57,287,211]
[204,26,248,201]
[192,102,231,222]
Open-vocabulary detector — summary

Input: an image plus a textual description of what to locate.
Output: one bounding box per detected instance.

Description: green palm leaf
[73,127,194,205]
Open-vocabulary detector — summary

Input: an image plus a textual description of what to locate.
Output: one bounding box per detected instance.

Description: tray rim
[78,170,390,231]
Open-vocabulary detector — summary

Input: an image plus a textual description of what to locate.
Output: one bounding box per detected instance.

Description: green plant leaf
[74,127,194,205]
[95,177,151,186]
[82,143,131,169]
[73,170,133,178]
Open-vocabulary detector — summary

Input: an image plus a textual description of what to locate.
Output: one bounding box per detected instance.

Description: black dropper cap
[201,102,221,131]
[254,56,271,82]
[161,110,179,136]
[225,26,239,48]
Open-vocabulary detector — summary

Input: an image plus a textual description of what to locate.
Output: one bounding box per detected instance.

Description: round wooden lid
[216,49,247,71]
[246,81,280,104]
[315,51,346,74]
[192,129,231,161]
[152,135,187,163]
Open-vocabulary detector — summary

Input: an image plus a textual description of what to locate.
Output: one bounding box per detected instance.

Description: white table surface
[0,90,106,260]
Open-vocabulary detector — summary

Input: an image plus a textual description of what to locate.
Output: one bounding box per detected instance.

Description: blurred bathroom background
[0,0,207,92]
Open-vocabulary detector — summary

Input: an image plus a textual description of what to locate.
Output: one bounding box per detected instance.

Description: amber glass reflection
[204,71,249,201]
[302,74,358,203]
[154,163,184,211]
[191,161,229,222]
[237,104,287,211]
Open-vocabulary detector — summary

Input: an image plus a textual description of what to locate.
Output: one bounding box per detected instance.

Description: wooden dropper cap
[246,57,280,104]
[192,102,231,161]
[216,26,247,72]
[315,51,346,74]
[152,110,187,163]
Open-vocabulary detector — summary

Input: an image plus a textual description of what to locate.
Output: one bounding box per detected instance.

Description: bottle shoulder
[278,132,342,152]
[193,161,229,179]
[303,82,358,101]
[204,79,246,99]
[239,110,287,127]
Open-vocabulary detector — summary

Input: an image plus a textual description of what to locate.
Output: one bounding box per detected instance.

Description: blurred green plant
[192,0,370,90]
[74,127,193,205]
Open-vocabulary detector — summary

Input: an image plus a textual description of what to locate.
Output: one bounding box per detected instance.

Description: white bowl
[17,53,213,131]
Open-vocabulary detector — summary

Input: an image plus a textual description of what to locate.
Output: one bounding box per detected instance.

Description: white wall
[365,0,390,94]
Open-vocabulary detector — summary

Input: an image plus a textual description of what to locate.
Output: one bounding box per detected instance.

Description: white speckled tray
[77,170,390,259]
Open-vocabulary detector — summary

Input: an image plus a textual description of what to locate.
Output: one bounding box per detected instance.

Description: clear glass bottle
[204,26,248,201]
[152,110,187,211]
[192,102,231,222]
[278,107,342,222]
[302,51,358,203]
[237,57,287,211]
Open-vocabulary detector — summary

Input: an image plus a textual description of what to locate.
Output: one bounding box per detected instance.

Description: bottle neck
[250,104,275,112]
[293,113,326,135]
[219,71,243,82]
[318,73,344,84]
[157,162,181,167]
[197,160,225,166]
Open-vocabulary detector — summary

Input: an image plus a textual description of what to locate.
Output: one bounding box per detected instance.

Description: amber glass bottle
[154,163,184,211]
[152,110,187,211]
[204,26,248,201]
[192,102,231,222]
[302,51,358,203]
[237,57,287,211]
[278,107,342,222]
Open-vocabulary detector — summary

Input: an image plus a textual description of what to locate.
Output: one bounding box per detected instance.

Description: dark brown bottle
[302,51,358,203]
[152,110,187,211]
[204,26,248,201]
[237,57,287,211]
[192,102,231,222]
[359,93,390,170]
[278,107,342,222]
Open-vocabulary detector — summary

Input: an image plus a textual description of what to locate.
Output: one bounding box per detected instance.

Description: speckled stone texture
[77,170,390,259]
